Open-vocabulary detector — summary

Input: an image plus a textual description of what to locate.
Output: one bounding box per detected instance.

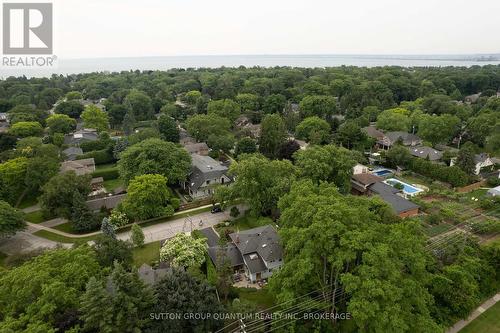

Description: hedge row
[92,167,119,180]
[408,158,470,187]
[77,149,115,165]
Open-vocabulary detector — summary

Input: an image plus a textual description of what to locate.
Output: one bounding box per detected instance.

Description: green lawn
[95,163,117,170]
[24,210,45,224]
[133,241,160,267]
[103,178,124,191]
[51,222,100,235]
[215,214,272,237]
[461,301,500,333]
[236,287,275,310]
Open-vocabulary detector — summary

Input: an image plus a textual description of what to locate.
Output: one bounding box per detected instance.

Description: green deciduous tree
[236,93,260,111]
[81,105,110,132]
[235,137,257,156]
[295,116,331,145]
[0,157,28,204]
[39,172,92,219]
[259,114,287,159]
[293,145,357,193]
[118,138,191,185]
[0,200,25,237]
[455,144,476,176]
[185,114,232,142]
[0,246,102,332]
[299,95,337,119]
[55,100,84,118]
[376,108,411,132]
[120,174,178,221]
[46,114,76,134]
[270,180,439,333]
[156,114,179,142]
[207,99,240,121]
[418,114,460,146]
[93,234,133,268]
[124,89,154,120]
[160,232,206,268]
[228,154,297,214]
[9,121,44,138]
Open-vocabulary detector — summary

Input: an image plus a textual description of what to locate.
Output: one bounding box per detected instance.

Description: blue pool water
[384,178,423,195]
[373,169,393,177]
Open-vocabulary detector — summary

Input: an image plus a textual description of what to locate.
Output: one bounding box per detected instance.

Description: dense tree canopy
[118,138,191,185]
[0,200,25,238]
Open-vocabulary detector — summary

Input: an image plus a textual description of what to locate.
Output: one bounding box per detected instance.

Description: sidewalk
[446,293,500,333]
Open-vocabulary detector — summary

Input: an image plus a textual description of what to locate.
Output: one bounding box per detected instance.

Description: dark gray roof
[200,227,220,247]
[362,126,385,140]
[186,154,229,192]
[137,264,170,286]
[229,225,282,262]
[207,244,244,268]
[384,132,421,146]
[409,146,443,161]
[64,129,99,145]
[62,147,83,160]
[86,194,126,211]
[243,253,267,274]
[369,182,419,214]
[475,153,491,164]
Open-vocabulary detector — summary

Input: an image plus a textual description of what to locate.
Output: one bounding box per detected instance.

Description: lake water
[1,54,500,78]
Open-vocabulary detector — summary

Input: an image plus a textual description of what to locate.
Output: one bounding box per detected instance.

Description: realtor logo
[3,3,53,54]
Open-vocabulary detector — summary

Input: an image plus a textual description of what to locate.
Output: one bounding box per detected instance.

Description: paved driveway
[0,232,69,255]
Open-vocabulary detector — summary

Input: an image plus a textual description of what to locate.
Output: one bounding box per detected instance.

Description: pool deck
[383,178,424,196]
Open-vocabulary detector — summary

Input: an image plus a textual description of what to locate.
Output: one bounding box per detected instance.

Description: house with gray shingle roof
[64,129,99,146]
[229,225,283,283]
[60,158,95,176]
[409,146,443,161]
[62,147,83,161]
[378,131,422,149]
[182,154,232,199]
[368,182,420,218]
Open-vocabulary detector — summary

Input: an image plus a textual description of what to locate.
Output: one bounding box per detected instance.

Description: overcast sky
[40,0,500,58]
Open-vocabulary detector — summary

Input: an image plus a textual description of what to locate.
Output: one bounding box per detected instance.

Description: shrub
[108,210,129,228]
[486,176,500,187]
[230,206,240,218]
[131,223,145,247]
[77,149,115,165]
[92,167,119,180]
[425,212,442,225]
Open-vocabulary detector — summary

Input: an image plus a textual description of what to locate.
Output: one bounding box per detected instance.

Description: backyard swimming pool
[372,168,393,177]
[384,178,423,196]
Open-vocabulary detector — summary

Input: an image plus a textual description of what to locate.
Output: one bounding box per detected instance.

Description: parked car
[211,204,222,213]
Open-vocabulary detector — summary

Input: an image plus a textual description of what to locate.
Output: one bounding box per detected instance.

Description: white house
[450,153,494,175]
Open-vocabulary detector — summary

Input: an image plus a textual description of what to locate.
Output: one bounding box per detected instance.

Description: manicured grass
[95,162,117,170]
[236,287,275,310]
[51,222,99,235]
[24,210,45,224]
[33,230,97,243]
[215,214,272,237]
[133,241,160,267]
[103,178,124,191]
[461,301,500,333]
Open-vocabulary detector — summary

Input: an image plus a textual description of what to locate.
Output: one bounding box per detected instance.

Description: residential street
[116,205,245,244]
[0,205,246,255]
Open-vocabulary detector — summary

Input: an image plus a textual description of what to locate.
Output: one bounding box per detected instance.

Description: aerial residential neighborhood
[0,1,500,331]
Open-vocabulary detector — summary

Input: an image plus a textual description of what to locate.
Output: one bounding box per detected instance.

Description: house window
[206,180,210,185]
[221,177,225,184]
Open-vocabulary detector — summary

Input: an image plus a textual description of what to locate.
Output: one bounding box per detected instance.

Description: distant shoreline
[2,54,500,78]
